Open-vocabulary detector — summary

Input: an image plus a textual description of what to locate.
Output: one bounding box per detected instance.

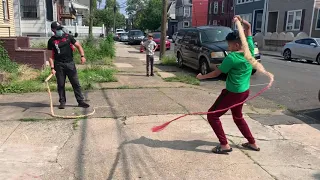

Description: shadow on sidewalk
[0,102,77,108]
[125,136,220,154]
[313,172,320,179]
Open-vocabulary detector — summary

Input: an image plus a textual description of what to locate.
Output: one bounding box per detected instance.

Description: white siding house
[13,0,57,37]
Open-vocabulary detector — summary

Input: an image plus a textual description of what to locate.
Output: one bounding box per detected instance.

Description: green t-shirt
[218,36,255,93]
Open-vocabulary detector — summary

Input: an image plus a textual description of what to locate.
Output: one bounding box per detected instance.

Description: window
[20,0,39,19]
[222,0,224,13]
[209,2,212,14]
[286,10,302,31]
[237,0,253,5]
[184,7,191,17]
[316,9,320,29]
[235,13,252,29]
[213,1,218,14]
[2,0,9,20]
[184,21,190,27]
[178,7,183,16]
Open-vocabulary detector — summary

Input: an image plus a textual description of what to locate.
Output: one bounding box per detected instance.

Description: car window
[129,31,143,36]
[183,31,193,43]
[304,39,316,45]
[200,27,233,43]
[190,31,199,44]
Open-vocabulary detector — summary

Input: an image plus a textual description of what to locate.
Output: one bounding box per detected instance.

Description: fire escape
[56,0,77,23]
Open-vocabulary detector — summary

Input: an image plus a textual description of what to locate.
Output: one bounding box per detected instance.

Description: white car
[282,38,320,64]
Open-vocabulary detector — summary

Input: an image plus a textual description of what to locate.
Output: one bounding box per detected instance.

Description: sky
[98,0,128,16]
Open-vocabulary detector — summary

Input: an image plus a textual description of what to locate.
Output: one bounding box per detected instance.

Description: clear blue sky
[98,0,127,15]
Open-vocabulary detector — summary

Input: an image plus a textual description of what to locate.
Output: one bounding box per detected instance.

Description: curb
[260,53,282,58]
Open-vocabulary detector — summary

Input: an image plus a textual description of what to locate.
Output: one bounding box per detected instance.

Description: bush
[74,34,115,64]
[0,42,19,73]
[161,55,177,66]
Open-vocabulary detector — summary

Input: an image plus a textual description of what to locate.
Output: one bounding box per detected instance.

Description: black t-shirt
[47,34,77,62]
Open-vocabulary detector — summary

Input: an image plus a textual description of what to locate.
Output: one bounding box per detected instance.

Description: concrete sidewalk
[0,43,320,180]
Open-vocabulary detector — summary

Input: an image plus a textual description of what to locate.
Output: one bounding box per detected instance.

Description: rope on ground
[45,74,96,119]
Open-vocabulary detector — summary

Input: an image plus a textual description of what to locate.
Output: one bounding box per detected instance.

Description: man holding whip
[47,21,90,109]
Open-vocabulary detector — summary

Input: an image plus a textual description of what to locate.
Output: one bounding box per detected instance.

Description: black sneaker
[78,101,90,108]
[146,74,149,77]
[58,103,65,109]
[150,73,154,76]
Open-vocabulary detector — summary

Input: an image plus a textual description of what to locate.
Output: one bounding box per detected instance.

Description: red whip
[151,81,272,132]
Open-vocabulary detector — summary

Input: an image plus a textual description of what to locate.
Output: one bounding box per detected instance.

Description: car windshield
[200,27,233,43]
[121,33,128,36]
[153,33,161,39]
[130,31,143,36]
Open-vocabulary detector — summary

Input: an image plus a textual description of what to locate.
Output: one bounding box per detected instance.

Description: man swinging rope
[47,22,90,109]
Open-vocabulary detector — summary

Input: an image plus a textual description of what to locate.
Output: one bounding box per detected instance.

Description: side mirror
[74,33,78,37]
[310,43,317,47]
[166,36,169,39]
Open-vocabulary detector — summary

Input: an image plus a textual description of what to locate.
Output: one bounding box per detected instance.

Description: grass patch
[19,118,42,122]
[31,42,47,49]
[160,55,177,66]
[0,34,117,94]
[164,74,200,85]
[74,34,115,64]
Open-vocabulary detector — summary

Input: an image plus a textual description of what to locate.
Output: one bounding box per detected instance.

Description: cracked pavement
[0,42,320,179]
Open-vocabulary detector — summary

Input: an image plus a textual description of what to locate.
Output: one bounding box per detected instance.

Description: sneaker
[58,103,65,109]
[146,74,149,77]
[78,101,90,108]
[150,73,154,76]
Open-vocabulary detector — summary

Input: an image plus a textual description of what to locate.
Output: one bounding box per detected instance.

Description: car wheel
[177,53,184,68]
[316,54,320,65]
[251,69,257,75]
[200,59,210,75]
[283,49,292,60]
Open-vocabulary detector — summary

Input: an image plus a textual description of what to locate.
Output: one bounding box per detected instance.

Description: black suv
[174,26,261,75]
[128,30,145,45]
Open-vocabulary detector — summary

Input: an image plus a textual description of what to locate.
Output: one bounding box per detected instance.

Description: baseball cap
[51,21,63,30]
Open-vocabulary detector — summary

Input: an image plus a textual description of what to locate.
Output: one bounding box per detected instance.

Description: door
[253,10,263,34]
[267,12,278,32]
[188,31,201,67]
[180,31,193,64]
[301,38,319,60]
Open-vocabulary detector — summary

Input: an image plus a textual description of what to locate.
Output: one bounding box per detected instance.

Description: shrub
[0,41,18,73]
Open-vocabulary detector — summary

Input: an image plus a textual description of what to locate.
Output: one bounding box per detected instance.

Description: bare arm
[234,15,252,37]
[74,42,85,56]
[196,68,222,80]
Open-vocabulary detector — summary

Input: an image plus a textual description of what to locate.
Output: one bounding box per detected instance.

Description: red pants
[207,89,255,145]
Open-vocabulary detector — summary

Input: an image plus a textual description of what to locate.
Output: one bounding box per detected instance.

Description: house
[192,0,209,27]
[207,0,234,27]
[266,0,320,37]
[0,0,15,36]
[176,0,192,30]
[13,0,88,37]
[63,0,89,26]
[167,0,177,37]
[234,0,266,34]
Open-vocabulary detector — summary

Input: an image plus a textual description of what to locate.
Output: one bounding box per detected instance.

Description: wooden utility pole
[89,0,94,38]
[159,0,168,60]
[114,0,116,33]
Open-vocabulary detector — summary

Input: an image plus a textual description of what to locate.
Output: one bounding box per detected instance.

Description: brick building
[207,0,234,27]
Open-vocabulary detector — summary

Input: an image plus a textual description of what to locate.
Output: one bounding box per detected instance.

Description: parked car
[114,32,127,41]
[172,32,178,43]
[116,29,125,33]
[141,32,171,51]
[119,32,128,42]
[282,38,320,64]
[174,26,261,75]
[128,30,145,45]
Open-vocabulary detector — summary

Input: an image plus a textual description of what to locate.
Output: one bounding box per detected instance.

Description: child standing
[141,33,158,76]
[196,16,260,154]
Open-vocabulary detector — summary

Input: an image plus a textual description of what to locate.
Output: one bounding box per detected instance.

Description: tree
[126,0,162,31]
[93,0,126,33]
[140,0,162,31]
